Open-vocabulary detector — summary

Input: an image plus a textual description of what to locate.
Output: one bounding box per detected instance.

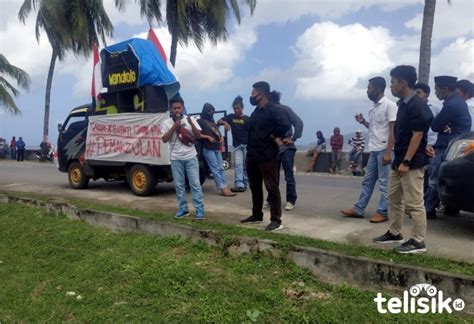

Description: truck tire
[129,164,156,196]
[68,161,89,189]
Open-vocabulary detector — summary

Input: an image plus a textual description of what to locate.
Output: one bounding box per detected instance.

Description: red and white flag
[147,27,167,63]
[91,41,102,101]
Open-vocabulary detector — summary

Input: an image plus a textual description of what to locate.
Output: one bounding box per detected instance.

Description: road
[0,160,472,263]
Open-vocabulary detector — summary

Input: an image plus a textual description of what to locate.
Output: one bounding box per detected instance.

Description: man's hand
[355,114,365,124]
[275,138,284,146]
[425,145,435,157]
[382,152,392,165]
[397,163,409,177]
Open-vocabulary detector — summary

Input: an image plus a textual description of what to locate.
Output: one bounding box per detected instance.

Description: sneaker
[175,209,190,219]
[195,208,205,220]
[265,222,283,232]
[394,239,426,254]
[263,201,270,209]
[240,215,263,224]
[373,231,404,244]
[284,202,295,211]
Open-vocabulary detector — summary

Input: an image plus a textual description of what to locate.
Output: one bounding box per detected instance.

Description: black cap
[434,75,457,88]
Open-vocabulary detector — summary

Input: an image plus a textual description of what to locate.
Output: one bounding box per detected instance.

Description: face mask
[249,95,259,106]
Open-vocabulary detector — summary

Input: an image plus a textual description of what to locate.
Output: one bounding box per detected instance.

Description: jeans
[331,148,342,170]
[203,147,228,190]
[170,156,204,211]
[10,149,16,160]
[17,149,25,161]
[233,144,247,188]
[354,150,390,217]
[279,149,297,204]
[247,156,281,223]
[425,148,443,213]
[349,149,362,164]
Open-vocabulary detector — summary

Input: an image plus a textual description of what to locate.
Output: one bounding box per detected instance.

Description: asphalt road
[0,159,472,263]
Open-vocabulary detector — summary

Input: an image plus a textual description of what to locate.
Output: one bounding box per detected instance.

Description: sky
[0,0,473,147]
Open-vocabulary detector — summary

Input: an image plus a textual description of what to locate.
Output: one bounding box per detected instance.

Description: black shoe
[443,206,460,217]
[231,187,246,193]
[394,239,426,254]
[373,231,404,244]
[265,222,283,232]
[426,210,437,219]
[240,215,263,224]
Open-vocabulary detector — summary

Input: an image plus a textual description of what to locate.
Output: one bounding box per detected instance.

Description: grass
[0,202,472,322]
[4,190,473,277]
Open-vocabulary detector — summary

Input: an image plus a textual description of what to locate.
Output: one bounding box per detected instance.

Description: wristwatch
[402,159,410,166]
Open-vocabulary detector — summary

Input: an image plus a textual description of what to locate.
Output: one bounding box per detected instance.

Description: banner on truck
[85,113,170,165]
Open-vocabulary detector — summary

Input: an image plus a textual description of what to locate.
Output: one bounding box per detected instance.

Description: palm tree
[0,54,31,114]
[18,0,113,137]
[418,0,436,84]
[418,0,451,84]
[116,0,257,67]
[165,0,256,67]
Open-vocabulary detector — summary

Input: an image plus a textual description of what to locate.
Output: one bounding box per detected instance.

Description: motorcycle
[36,147,54,162]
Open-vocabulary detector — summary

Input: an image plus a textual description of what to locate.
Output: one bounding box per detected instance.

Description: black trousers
[246,156,282,224]
[17,149,24,161]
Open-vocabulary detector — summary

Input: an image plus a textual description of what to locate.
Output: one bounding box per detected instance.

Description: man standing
[16,136,25,162]
[373,65,433,254]
[9,136,16,160]
[161,97,206,220]
[414,83,441,207]
[240,81,290,231]
[267,90,304,211]
[341,77,397,223]
[455,80,474,131]
[218,95,250,192]
[329,127,343,174]
[425,76,471,219]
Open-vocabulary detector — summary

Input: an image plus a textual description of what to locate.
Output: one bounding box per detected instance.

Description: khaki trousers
[388,168,426,243]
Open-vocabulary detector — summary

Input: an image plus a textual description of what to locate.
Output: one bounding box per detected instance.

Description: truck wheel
[68,161,89,189]
[223,160,230,170]
[129,165,156,196]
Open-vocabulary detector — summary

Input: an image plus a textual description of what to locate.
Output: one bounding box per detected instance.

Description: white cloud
[431,37,474,80]
[292,22,394,101]
[405,0,474,44]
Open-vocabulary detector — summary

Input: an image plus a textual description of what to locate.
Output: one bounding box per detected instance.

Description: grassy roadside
[0,202,471,322]
[2,190,474,277]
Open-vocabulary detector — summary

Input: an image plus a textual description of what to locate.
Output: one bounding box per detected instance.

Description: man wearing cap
[341,77,397,223]
[240,81,291,232]
[425,76,471,219]
[455,79,474,132]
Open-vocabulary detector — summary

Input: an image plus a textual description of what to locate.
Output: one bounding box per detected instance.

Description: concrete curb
[2,194,473,314]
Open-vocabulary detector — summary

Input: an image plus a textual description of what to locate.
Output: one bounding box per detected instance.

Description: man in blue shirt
[425,76,472,219]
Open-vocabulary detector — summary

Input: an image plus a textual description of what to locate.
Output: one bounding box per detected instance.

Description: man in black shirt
[218,95,250,192]
[241,81,291,231]
[373,65,433,254]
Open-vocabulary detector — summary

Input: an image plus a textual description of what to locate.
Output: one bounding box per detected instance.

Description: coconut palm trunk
[43,49,57,137]
[418,0,436,84]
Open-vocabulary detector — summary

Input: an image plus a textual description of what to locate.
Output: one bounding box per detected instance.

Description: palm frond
[0,86,21,114]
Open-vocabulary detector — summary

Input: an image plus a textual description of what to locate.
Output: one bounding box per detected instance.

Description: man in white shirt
[161,96,205,220]
[341,77,397,223]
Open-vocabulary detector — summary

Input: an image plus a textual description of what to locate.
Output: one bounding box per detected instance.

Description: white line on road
[3,183,26,187]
